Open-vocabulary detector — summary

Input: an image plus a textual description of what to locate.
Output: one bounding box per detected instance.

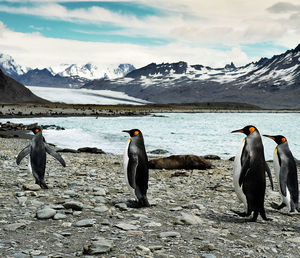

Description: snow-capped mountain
[0,53,28,78]
[49,63,135,80]
[0,53,136,87]
[83,44,300,108]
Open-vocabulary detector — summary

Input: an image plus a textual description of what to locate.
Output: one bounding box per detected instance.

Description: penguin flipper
[127,153,138,189]
[265,162,274,190]
[271,202,286,210]
[16,145,31,165]
[279,166,288,197]
[45,145,66,167]
[239,143,250,187]
[239,158,250,187]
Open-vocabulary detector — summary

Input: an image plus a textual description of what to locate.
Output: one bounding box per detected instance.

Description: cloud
[267,2,300,13]
[0,22,255,69]
[1,0,299,47]
[0,1,299,68]
[3,0,131,2]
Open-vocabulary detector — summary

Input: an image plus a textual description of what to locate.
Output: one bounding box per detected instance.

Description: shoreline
[1,103,300,118]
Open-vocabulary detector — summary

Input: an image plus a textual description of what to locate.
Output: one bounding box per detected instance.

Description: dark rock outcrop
[149,155,212,170]
[0,69,48,104]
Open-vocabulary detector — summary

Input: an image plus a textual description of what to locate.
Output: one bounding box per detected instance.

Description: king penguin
[231,125,273,221]
[263,134,300,212]
[16,127,66,189]
[123,129,150,207]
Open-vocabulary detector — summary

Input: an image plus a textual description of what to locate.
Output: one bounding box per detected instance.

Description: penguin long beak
[263,135,275,141]
[122,130,130,134]
[231,129,244,134]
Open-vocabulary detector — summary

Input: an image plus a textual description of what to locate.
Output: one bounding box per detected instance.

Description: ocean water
[1,113,299,160]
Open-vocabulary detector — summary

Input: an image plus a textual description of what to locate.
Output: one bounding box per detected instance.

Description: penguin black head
[263,135,287,145]
[122,129,142,138]
[231,125,258,136]
[31,127,42,135]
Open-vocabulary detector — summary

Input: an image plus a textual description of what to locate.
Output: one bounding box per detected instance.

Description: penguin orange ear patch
[249,127,255,134]
[281,137,286,143]
[35,129,39,134]
[133,130,139,136]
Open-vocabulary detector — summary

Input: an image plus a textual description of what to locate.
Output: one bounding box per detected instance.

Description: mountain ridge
[0,54,135,88]
[83,44,300,108]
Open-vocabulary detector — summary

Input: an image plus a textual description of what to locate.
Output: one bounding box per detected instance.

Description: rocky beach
[2,102,299,120]
[0,136,299,258]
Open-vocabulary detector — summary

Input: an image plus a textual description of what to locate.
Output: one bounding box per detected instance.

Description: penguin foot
[271,202,286,210]
[125,200,145,208]
[125,199,151,208]
[35,180,48,189]
[249,211,259,222]
[138,197,150,208]
[249,217,257,222]
[248,212,271,222]
[40,181,48,189]
[259,210,271,221]
[230,209,248,217]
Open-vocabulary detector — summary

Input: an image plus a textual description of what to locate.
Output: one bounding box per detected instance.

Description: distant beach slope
[0,69,49,104]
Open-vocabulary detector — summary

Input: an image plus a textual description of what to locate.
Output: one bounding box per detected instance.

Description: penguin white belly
[233,139,247,211]
[123,139,135,196]
[28,157,32,174]
[273,149,291,211]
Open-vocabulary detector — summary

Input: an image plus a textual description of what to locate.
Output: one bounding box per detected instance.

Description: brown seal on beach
[148,155,211,170]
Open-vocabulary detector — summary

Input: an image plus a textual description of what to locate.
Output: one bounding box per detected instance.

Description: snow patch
[26,86,150,105]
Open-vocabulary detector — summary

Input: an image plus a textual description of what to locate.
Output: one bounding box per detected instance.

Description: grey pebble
[12,253,30,258]
[201,254,216,258]
[115,223,139,231]
[101,219,110,226]
[176,212,202,225]
[83,237,114,255]
[93,205,108,213]
[115,203,128,211]
[53,213,67,220]
[4,223,26,231]
[75,219,96,227]
[158,232,181,238]
[36,207,56,219]
[63,201,83,211]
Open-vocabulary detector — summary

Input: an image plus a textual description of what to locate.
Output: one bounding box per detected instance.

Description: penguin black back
[16,127,66,189]
[264,135,299,212]
[123,129,150,207]
[231,125,269,221]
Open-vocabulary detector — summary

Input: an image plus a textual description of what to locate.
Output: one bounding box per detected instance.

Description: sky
[0,0,299,69]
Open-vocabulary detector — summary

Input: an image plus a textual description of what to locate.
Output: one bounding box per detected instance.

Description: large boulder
[148,155,211,170]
